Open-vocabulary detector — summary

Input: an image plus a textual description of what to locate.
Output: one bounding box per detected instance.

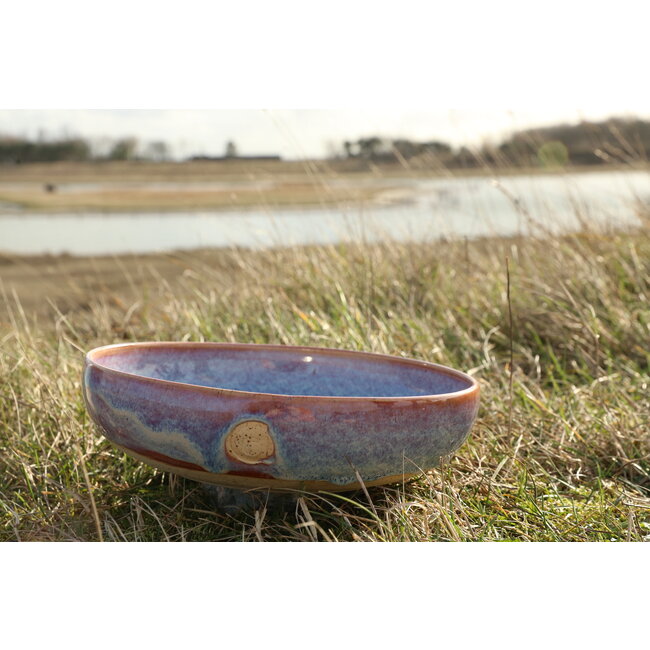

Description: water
[1,170,648,256]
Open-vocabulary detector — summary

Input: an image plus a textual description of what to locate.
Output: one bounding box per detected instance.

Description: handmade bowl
[83,342,480,492]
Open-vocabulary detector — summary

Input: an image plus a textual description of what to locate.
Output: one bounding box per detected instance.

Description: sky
[1,108,648,161]
[2,1,649,161]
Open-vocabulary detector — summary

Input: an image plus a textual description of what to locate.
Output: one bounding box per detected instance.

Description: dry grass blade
[74,443,104,542]
[506,256,514,443]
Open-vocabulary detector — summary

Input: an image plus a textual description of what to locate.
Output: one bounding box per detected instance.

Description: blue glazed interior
[98,346,472,398]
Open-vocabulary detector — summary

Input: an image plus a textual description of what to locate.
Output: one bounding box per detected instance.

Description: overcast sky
[1,108,647,160]
[3,0,649,161]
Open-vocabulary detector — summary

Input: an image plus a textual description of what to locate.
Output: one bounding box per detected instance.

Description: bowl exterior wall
[83,352,479,491]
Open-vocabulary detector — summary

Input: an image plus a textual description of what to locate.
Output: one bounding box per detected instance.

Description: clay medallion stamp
[225,420,275,464]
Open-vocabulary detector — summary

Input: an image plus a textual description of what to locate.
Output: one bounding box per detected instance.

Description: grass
[0,205,648,541]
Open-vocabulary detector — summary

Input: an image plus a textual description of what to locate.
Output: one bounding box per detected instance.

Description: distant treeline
[0,137,93,163]
[0,134,281,164]
[0,136,168,164]
[2,117,650,166]
[337,117,650,168]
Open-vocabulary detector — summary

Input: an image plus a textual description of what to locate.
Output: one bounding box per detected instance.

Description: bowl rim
[85,341,480,403]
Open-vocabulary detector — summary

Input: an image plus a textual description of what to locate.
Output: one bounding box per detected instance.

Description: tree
[537,141,569,168]
[358,137,384,159]
[392,139,419,159]
[109,137,138,161]
[145,140,169,162]
[421,141,452,156]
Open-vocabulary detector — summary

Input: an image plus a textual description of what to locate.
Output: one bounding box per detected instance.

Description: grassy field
[0,216,648,541]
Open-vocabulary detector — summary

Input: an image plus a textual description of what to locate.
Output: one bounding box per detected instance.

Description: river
[1,169,648,256]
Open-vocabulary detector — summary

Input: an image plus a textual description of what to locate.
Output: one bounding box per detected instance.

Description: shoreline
[1,227,644,323]
[1,162,648,215]
[0,188,412,216]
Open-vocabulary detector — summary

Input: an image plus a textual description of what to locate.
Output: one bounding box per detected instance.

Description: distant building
[189,154,282,162]
[224,141,238,158]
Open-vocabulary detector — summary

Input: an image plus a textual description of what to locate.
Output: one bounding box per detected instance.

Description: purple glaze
[83,342,480,490]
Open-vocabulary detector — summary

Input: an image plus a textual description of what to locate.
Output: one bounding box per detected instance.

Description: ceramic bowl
[83,342,480,492]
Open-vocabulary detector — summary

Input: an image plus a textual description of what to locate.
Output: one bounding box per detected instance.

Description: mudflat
[2,159,644,213]
[0,250,210,322]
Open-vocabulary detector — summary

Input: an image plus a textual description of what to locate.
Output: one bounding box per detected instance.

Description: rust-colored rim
[85,341,480,404]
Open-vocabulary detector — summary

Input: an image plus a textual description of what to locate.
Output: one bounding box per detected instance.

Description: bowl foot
[201,483,298,514]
